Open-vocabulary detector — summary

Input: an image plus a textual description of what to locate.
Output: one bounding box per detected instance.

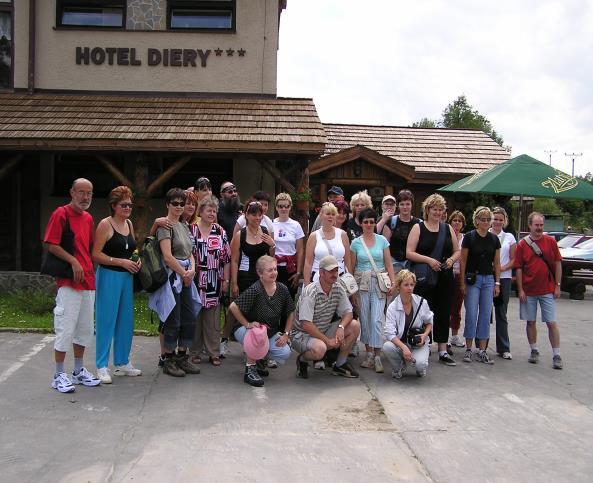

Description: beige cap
[319,255,339,271]
[382,195,396,203]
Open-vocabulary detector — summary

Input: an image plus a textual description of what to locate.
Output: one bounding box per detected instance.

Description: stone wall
[127,0,166,30]
[0,272,56,294]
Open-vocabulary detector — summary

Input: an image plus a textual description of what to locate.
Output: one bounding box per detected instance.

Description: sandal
[190,355,202,364]
[209,356,222,366]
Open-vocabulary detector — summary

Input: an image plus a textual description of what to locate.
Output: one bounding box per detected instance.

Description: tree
[411,117,438,128]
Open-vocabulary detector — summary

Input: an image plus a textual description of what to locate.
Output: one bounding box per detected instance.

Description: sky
[277,0,593,177]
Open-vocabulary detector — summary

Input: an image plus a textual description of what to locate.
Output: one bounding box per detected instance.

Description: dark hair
[252,190,271,202]
[245,200,264,215]
[108,186,133,215]
[334,200,350,214]
[358,208,377,223]
[194,177,211,191]
[166,187,187,204]
[396,189,414,204]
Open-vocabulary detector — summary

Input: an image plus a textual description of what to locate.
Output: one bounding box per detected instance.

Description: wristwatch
[338,324,345,330]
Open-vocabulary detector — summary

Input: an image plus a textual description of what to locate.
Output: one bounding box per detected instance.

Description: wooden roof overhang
[309,144,415,181]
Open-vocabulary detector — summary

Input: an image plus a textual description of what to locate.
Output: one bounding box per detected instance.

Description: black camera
[406,327,424,347]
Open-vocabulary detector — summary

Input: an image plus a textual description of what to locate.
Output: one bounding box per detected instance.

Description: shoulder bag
[40,207,74,279]
[360,236,392,293]
[523,235,556,281]
[411,222,446,290]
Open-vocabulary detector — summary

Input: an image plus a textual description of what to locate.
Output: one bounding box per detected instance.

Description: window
[168,0,235,31]
[0,0,11,89]
[56,1,125,29]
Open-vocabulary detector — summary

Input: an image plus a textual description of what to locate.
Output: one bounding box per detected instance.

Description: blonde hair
[422,194,446,219]
[492,206,509,228]
[395,269,416,289]
[350,190,373,213]
[256,255,277,274]
[320,201,338,216]
[275,192,292,206]
[472,206,492,225]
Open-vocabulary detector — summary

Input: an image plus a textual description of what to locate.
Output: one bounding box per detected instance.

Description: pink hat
[243,325,269,360]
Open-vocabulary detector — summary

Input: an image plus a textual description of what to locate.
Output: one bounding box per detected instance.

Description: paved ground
[1,291,592,483]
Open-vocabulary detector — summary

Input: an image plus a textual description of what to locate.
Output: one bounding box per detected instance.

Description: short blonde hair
[350,190,373,213]
[320,201,338,216]
[472,206,492,225]
[256,255,277,275]
[275,192,292,206]
[492,206,509,228]
[395,269,416,289]
[422,194,446,220]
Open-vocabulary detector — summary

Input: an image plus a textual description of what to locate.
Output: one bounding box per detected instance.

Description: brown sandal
[190,355,202,364]
[209,356,222,366]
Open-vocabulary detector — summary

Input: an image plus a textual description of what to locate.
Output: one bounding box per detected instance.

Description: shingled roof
[323,123,510,175]
[0,93,326,155]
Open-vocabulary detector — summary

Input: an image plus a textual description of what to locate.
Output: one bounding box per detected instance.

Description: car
[557,234,592,249]
[518,231,569,242]
[560,238,593,261]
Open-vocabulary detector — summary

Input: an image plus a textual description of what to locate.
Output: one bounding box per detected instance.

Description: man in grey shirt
[291,255,360,378]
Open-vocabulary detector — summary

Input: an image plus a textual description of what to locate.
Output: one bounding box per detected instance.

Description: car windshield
[574,238,593,250]
[557,235,580,248]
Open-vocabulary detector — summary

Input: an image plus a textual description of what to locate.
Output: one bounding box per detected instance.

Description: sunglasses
[221,185,237,194]
[170,201,186,207]
[276,204,291,209]
[119,203,133,209]
[479,217,492,222]
[362,219,376,225]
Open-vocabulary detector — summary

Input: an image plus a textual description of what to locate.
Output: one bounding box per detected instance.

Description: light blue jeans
[358,277,386,349]
[234,326,291,364]
[463,274,495,341]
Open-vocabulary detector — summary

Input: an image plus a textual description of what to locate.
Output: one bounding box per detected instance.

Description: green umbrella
[439,154,593,199]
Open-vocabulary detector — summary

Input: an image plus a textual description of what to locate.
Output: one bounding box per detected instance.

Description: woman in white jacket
[383,269,433,378]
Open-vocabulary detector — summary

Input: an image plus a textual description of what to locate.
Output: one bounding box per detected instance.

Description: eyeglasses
[276,204,290,209]
[478,217,492,222]
[119,203,133,209]
[170,201,186,207]
[221,185,237,194]
[362,219,376,225]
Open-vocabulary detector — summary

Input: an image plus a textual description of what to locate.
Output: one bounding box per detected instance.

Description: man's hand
[326,337,340,349]
[335,326,345,345]
[519,288,527,303]
[288,272,300,289]
[71,259,84,283]
[494,285,500,298]
[554,285,561,299]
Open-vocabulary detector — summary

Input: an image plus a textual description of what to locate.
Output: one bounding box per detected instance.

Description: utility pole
[544,149,556,166]
[565,152,582,176]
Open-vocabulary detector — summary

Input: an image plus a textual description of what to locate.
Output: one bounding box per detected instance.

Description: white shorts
[53,286,95,352]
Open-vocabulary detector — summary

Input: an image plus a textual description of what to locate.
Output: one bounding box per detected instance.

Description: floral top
[189,223,231,308]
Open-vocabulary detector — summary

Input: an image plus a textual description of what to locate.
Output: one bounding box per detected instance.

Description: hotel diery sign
[75,46,247,67]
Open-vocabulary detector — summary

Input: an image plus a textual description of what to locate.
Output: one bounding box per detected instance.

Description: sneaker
[163,357,185,377]
[97,367,112,384]
[158,355,166,367]
[244,364,264,387]
[267,359,278,369]
[463,349,473,363]
[416,368,427,377]
[72,367,101,386]
[450,335,465,347]
[114,363,142,377]
[374,356,384,373]
[446,344,454,356]
[220,339,230,359]
[528,349,540,364]
[296,355,309,379]
[332,361,359,378]
[52,372,75,393]
[439,353,457,366]
[349,343,360,358]
[314,360,326,370]
[500,352,513,360]
[176,354,201,374]
[360,353,375,369]
[391,367,405,379]
[256,359,269,377]
[552,355,563,370]
[477,350,494,365]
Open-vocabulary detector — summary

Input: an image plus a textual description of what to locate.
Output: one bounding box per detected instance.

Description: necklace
[247,226,260,238]
[111,217,129,250]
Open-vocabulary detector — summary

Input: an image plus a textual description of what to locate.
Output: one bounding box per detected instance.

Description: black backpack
[137,235,169,293]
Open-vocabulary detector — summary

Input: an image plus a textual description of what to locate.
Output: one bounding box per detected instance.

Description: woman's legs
[112,272,134,366]
[495,278,512,354]
[95,267,120,369]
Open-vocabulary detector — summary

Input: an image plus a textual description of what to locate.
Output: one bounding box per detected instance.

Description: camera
[406,327,424,347]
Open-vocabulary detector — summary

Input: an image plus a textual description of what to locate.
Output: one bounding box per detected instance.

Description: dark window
[168,1,235,31]
[0,0,12,89]
[56,1,125,29]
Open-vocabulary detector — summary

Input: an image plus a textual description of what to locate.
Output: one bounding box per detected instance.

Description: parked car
[557,234,592,249]
[560,238,593,261]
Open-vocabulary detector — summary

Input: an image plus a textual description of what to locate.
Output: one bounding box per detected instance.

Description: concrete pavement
[0,292,592,482]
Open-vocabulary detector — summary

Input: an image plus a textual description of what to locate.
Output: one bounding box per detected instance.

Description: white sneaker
[267,359,279,369]
[501,352,513,360]
[114,363,142,377]
[71,367,101,386]
[314,360,326,370]
[374,356,384,373]
[220,340,230,358]
[52,372,75,393]
[449,335,465,347]
[360,353,375,368]
[97,367,112,384]
[416,368,427,377]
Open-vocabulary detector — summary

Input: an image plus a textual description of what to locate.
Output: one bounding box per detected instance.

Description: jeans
[494,278,511,353]
[382,340,429,374]
[162,284,196,352]
[463,274,494,341]
[358,277,386,349]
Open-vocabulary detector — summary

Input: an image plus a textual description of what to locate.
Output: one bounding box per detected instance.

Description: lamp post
[544,149,556,166]
[565,152,583,176]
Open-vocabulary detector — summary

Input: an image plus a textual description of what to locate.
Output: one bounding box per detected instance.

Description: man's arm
[554,260,562,298]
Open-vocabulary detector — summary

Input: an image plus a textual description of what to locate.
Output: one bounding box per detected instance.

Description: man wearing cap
[311,186,345,231]
[291,255,361,378]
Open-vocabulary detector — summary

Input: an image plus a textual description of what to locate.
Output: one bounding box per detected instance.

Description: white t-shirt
[236,214,274,236]
[491,229,516,279]
[273,218,305,264]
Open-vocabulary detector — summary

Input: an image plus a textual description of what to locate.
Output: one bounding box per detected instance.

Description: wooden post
[294,160,310,235]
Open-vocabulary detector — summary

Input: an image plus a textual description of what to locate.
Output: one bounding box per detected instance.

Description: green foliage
[411,117,438,128]
[533,198,562,215]
[8,290,55,315]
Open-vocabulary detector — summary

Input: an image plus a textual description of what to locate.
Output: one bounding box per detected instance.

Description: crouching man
[290,255,361,379]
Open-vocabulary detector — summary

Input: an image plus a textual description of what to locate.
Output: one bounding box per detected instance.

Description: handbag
[411,222,447,289]
[320,230,358,295]
[40,207,74,279]
[360,236,392,293]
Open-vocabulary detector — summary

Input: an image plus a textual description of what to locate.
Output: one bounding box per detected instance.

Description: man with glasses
[44,178,101,393]
[217,181,242,242]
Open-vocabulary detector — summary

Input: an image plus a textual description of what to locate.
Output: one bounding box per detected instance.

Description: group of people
[44,178,564,394]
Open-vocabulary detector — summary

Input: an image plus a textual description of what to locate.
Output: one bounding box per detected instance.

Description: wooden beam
[97,155,133,186]
[147,154,191,196]
[257,159,295,193]
[0,154,23,181]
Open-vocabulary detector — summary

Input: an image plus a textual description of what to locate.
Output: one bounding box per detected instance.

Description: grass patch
[0,291,160,335]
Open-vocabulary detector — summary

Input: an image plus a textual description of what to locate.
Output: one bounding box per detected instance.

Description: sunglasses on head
[170,201,186,207]
[119,203,133,209]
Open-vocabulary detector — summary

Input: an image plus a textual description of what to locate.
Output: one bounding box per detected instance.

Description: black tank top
[100,220,137,272]
[416,222,453,261]
[239,226,270,277]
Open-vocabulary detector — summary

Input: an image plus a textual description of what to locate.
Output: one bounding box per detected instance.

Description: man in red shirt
[44,178,100,392]
[514,212,563,369]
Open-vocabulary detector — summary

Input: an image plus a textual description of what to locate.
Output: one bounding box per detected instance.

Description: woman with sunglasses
[348,208,396,373]
[230,200,276,299]
[92,186,142,384]
[273,192,305,299]
[233,190,275,238]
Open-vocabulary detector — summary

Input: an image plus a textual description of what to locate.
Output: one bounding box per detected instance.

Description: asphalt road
[1,291,591,482]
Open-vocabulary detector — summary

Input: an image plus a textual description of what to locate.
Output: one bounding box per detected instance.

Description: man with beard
[217,181,242,242]
[44,178,101,392]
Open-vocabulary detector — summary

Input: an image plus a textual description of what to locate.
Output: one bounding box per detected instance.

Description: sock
[439,351,448,357]
[336,356,347,367]
[55,361,65,376]
[73,358,83,374]
[552,348,560,357]
[530,344,538,352]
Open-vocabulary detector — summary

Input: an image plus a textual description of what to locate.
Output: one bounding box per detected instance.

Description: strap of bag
[403,297,424,341]
[61,206,71,235]
[429,222,447,261]
[523,235,555,280]
[320,230,334,257]
[360,236,382,276]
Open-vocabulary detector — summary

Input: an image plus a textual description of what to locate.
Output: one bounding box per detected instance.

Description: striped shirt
[294,281,352,333]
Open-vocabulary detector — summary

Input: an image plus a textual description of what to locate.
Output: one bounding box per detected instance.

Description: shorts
[53,286,95,352]
[290,320,340,354]
[519,293,556,323]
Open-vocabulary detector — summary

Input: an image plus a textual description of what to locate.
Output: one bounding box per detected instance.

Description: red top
[514,234,561,296]
[43,204,96,291]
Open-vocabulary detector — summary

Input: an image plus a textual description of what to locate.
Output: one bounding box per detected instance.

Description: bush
[10,290,54,315]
